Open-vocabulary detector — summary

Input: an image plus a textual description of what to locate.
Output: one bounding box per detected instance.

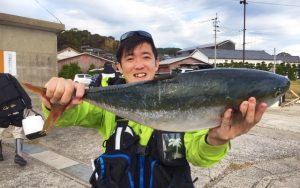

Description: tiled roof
[276,54,300,63]
[198,49,274,60]
[178,40,234,52]
[160,56,188,65]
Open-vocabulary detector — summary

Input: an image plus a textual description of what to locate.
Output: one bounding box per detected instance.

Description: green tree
[88,64,96,75]
[276,63,286,76]
[286,63,296,80]
[58,63,81,79]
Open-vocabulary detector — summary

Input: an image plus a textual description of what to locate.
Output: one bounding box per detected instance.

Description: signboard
[0,50,17,75]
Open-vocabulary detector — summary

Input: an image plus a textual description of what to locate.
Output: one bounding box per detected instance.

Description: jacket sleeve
[184,129,230,167]
[42,101,105,131]
[9,74,32,108]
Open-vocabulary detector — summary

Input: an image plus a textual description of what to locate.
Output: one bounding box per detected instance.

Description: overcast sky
[1,0,300,56]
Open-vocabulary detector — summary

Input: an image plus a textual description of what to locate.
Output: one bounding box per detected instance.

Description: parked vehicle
[179,68,194,73]
[73,74,92,86]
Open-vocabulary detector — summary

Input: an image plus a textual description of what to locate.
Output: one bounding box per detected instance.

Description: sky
[1,0,300,56]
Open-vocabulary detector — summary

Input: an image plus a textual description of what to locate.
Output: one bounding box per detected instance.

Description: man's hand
[41,77,85,110]
[207,97,267,145]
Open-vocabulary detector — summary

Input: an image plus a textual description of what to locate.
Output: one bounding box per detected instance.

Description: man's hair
[116,35,158,64]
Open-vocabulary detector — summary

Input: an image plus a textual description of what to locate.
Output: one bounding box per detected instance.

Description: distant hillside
[57,28,181,57]
[57,28,119,53]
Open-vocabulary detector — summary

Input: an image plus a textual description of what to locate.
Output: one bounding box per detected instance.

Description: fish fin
[153,74,175,81]
[21,82,47,97]
[42,104,67,132]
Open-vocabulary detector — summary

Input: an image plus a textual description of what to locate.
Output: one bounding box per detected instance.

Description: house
[276,52,300,65]
[158,50,212,74]
[176,40,274,65]
[177,40,236,56]
[58,52,115,73]
[198,48,274,65]
[81,45,116,61]
[57,47,80,60]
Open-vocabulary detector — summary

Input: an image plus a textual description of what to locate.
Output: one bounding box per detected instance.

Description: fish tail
[22,82,66,133]
[21,82,47,97]
[42,104,67,132]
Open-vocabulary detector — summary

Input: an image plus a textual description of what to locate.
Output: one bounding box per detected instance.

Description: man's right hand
[42,77,85,110]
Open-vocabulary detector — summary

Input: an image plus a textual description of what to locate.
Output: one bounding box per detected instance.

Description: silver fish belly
[84,68,290,131]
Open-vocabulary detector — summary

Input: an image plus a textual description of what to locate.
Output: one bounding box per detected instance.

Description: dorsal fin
[153,73,175,81]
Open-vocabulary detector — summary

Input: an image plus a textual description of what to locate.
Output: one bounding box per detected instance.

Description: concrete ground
[0,104,299,188]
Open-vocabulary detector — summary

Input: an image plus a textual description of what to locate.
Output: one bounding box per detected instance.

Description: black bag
[0,73,32,127]
[90,121,139,188]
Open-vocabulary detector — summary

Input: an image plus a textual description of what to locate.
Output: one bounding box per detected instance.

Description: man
[0,73,32,166]
[42,31,266,187]
[89,62,119,88]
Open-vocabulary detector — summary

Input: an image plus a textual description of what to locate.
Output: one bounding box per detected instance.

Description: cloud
[0,0,299,56]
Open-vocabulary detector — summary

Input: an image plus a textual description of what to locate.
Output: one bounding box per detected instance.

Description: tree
[286,63,296,80]
[168,138,183,159]
[88,64,96,75]
[58,63,81,79]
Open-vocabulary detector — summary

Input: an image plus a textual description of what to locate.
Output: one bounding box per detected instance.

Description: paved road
[0,104,299,188]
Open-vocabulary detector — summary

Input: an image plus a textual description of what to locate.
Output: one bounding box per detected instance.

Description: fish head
[257,73,290,106]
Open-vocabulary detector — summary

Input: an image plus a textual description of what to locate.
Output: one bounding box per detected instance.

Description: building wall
[191,50,209,63]
[57,48,80,60]
[158,57,208,73]
[0,13,64,110]
[58,54,110,73]
[207,58,275,65]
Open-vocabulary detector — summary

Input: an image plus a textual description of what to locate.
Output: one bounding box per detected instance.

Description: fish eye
[274,89,282,98]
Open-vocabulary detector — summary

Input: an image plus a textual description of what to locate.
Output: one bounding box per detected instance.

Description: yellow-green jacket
[43,100,229,167]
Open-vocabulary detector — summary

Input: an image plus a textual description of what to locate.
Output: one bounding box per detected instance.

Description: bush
[58,63,81,79]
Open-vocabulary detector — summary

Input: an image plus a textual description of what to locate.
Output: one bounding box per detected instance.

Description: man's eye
[126,57,133,61]
[143,56,151,59]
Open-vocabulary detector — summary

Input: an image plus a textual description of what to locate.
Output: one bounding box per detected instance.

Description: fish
[23,68,290,132]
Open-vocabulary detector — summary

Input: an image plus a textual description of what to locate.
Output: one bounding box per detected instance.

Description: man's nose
[134,60,145,69]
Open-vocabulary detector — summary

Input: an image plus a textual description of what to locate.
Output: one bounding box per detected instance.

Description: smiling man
[42,30,266,188]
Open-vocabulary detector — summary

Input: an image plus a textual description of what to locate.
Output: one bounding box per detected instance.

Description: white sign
[4,51,17,76]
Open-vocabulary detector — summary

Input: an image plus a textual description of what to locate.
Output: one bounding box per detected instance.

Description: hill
[57,28,181,57]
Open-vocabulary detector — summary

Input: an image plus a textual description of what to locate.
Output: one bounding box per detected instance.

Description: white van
[74,74,92,86]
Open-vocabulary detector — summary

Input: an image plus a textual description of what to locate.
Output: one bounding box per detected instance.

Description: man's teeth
[134,73,146,78]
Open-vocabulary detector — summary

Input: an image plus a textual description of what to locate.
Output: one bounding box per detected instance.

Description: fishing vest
[89,78,195,188]
[0,73,32,127]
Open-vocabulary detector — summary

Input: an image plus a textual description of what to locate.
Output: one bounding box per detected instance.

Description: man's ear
[155,59,160,71]
[115,63,123,74]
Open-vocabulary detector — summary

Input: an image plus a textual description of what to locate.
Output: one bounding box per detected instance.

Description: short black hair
[116,35,158,64]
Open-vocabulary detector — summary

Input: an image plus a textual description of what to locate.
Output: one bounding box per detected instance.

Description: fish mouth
[134,73,147,78]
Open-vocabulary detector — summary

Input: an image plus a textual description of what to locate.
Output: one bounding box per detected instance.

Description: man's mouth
[134,73,147,78]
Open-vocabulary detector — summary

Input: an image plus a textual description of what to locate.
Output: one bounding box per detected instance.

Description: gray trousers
[0,126,24,140]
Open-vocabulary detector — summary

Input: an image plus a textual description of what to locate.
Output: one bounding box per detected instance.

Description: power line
[213,13,220,68]
[33,0,62,24]
[242,0,300,7]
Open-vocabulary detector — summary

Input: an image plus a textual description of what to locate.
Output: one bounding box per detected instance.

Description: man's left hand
[207,97,267,145]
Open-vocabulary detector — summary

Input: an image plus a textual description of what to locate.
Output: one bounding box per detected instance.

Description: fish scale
[84,68,290,131]
[23,68,290,132]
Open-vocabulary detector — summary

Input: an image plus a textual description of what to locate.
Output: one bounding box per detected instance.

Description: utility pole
[213,13,219,68]
[273,48,276,73]
[240,0,247,64]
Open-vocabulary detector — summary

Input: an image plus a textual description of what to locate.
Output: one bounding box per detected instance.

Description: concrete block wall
[0,13,65,112]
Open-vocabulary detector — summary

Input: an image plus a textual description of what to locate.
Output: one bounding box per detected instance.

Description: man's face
[116,42,159,83]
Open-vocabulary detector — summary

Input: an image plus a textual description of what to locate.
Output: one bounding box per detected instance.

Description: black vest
[89,78,195,188]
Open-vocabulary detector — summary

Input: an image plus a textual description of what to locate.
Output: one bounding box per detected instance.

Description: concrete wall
[0,13,65,110]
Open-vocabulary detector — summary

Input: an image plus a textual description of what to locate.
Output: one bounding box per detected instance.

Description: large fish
[24,68,290,132]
